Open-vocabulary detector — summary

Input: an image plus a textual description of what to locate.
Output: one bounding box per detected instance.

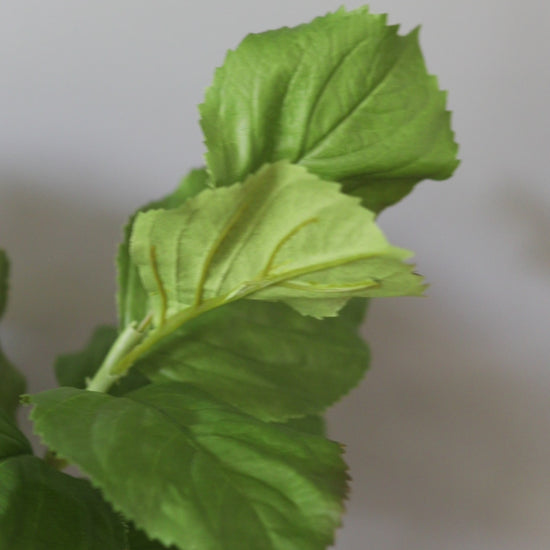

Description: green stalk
[86,322,146,393]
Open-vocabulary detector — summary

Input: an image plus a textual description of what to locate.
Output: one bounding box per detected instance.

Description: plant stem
[86,322,146,393]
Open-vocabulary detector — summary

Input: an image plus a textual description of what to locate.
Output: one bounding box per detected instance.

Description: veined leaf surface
[0,411,125,550]
[136,299,369,421]
[130,161,423,325]
[0,349,26,420]
[29,382,348,550]
[118,168,210,327]
[200,6,459,211]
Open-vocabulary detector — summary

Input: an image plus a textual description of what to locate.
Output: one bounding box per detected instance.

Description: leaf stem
[86,322,147,393]
[43,449,69,471]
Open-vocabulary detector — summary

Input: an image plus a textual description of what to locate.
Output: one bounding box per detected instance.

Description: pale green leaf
[29,383,348,550]
[200,6,459,211]
[130,161,423,326]
[55,325,149,396]
[118,168,210,327]
[126,523,176,550]
[0,411,126,550]
[135,299,369,421]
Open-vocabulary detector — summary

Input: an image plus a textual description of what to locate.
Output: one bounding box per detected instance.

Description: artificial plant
[0,6,458,549]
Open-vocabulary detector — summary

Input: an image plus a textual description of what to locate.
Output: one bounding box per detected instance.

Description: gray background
[1,1,549,548]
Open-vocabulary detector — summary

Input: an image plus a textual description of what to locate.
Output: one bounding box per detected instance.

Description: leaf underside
[130,161,424,326]
[118,168,210,328]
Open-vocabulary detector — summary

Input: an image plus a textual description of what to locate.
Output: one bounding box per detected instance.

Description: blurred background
[0,1,549,548]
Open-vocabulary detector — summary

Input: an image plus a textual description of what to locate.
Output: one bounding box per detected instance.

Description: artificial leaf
[278,415,326,437]
[126,523,176,550]
[0,409,32,458]
[0,349,26,419]
[29,382,348,550]
[0,250,8,318]
[0,410,126,550]
[135,299,369,421]
[200,6,459,211]
[0,250,26,418]
[55,325,149,396]
[55,326,117,389]
[118,168,210,327]
[130,161,423,326]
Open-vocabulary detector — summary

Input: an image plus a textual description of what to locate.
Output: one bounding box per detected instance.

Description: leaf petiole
[86,322,148,393]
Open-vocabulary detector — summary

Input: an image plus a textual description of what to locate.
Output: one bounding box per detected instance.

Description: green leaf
[55,325,149,396]
[126,523,176,550]
[118,168,210,327]
[135,299,369,421]
[0,250,26,419]
[0,409,32,458]
[29,383,348,550]
[130,161,423,325]
[0,410,126,550]
[0,348,26,419]
[200,6,459,212]
[0,250,8,319]
[55,326,118,389]
[277,415,327,437]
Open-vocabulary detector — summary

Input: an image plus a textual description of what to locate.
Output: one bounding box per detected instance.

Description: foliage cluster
[0,6,458,549]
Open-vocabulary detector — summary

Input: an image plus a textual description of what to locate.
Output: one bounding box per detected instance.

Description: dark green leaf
[0,250,26,418]
[29,383,349,550]
[200,6,458,211]
[130,162,423,324]
[136,299,369,421]
[277,415,327,437]
[0,250,8,319]
[0,411,126,550]
[0,409,32,458]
